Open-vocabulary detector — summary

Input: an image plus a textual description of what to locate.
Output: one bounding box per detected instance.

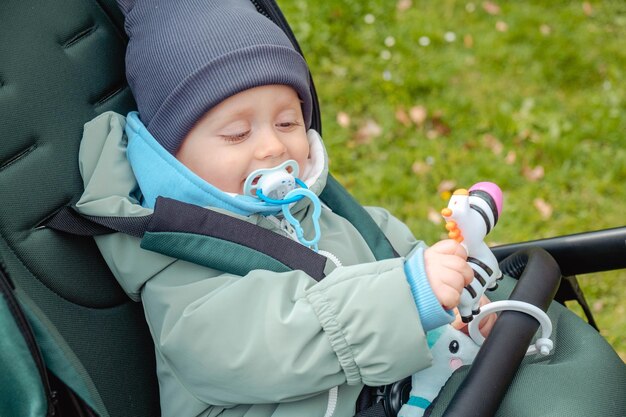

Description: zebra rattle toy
[441,182,503,323]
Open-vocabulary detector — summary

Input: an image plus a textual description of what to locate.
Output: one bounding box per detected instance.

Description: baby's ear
[116,0,136,17]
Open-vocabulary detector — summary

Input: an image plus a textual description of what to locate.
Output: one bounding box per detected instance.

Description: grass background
[278,0,625,360]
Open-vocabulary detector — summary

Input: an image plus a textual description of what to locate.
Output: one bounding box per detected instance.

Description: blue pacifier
[243,160,321,251]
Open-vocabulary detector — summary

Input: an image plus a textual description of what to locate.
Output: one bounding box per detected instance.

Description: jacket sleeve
[137,251,433,406]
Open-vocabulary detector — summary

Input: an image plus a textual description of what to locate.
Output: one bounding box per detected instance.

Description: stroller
[0,0,624,416]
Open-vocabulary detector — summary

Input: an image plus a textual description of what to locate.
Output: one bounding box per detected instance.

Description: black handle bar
[442,247,561,417]
[491,226,626,276]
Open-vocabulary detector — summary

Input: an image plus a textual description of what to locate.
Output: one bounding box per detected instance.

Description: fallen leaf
[523,165,545,181]
[483,134,503,155]
[438,179,457,194]
[533,198,553,219]
[482,1,501,15]
[427,130,439,139]
[409,105,428,126]
[518,129,532,141]
[505,150,516,165]
[412,161,431,175]
[431,112,451,136]
[397,0,412,12]
[336,111,351,128]
[395,107,411,127]
[496,21,508,32]
[582,2,593,17]
[592,300,604,312]
[355,119,382,144]
[428,207,443,224]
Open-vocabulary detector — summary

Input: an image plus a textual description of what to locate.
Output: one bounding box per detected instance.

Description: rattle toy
[441,182,503,322]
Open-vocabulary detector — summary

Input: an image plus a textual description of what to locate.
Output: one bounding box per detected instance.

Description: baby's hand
[452,296,496,337]
[424,240,474,310]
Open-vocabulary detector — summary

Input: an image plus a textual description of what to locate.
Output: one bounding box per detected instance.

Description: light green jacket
[76,112,433,417]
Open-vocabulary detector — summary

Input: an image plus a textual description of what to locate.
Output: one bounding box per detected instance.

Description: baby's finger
[437,252,469,271]
[462,264,474,286]
[436,286,461,310]
[452,242,468,259]
[438,270,466,293]
[438,255,474,285]
[478,312,497,337]
[430,240,467,259]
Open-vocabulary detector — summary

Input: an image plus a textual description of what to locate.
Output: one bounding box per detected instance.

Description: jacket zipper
[0,266,57,416]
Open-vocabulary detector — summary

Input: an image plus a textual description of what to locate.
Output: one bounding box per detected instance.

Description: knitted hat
[118,0,312,154]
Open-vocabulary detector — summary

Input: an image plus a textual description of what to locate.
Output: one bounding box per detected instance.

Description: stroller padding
[0,0,159,416]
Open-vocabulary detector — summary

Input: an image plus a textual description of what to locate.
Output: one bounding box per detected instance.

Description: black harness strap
[148,198,327,280]
[44,205,151,238]
[44,197,327,280]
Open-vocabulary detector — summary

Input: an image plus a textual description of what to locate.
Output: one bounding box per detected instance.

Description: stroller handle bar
[491,226,626,276]
[442,247,561,417]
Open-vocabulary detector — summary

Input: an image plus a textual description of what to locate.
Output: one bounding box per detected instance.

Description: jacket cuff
[404,247,455,331]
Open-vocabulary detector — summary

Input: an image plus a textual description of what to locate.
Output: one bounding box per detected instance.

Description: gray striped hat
[118,0,312,154]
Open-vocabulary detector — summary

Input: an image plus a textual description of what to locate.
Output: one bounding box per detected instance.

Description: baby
[76,0,492,416]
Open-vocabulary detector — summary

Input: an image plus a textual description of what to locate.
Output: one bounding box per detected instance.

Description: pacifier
[243,160,301,201]
[242,160,321,251]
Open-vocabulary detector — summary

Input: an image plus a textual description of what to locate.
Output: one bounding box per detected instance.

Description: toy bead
[448,230,461,239]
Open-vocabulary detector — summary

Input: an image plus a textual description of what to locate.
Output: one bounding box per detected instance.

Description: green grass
[278,0,626,360]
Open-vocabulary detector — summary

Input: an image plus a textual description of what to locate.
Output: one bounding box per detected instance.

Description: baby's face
[176,85,310,194]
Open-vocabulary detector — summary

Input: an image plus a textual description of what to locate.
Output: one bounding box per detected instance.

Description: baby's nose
[256,131,286,159]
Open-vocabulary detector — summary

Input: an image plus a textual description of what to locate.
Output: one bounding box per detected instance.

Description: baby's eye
[276,121,301,130]
[220,130,250,143]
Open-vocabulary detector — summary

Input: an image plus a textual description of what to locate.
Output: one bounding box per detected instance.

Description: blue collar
[125,111,282,216]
